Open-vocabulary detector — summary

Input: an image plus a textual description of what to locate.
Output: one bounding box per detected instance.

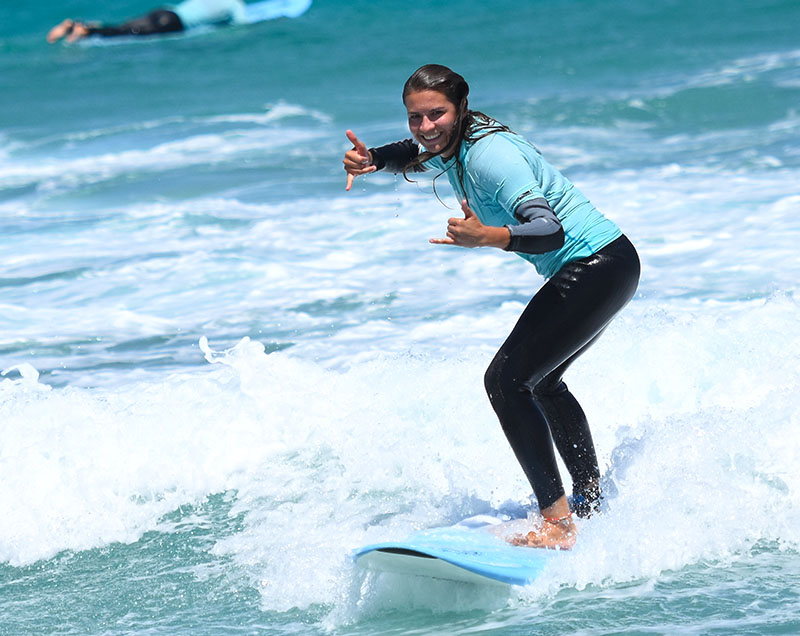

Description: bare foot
[508,515,577,550]
[66,22,90,42]
[47,19,74,43]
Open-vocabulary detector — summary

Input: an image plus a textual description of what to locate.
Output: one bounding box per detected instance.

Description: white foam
[688,48,800,89]
[2,294,797,618]
[203,101,331,125]
[0,125,321,191]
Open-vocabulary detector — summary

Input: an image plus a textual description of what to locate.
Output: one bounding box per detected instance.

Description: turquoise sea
[2,0,800,634]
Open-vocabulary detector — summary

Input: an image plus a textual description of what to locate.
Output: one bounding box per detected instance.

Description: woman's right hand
[343,130,376,191]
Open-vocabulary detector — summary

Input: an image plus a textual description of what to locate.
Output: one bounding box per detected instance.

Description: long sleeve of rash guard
[504,197,565,255]
[369,139,421,173]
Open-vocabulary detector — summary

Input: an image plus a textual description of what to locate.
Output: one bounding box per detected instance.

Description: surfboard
[243,0,312,24]
[354,515,563,587]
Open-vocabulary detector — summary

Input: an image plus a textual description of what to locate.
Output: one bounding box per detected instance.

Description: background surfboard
[243,0,312,24]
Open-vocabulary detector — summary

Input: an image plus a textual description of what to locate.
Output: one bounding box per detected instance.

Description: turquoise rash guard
[370,128,622,279]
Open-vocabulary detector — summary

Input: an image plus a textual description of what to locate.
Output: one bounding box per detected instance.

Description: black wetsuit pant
[86,9,184,37]
[484,234,640,512]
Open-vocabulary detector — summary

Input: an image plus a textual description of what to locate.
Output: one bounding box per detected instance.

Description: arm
[368,139,421,174]
[343,131,423,190]
[504,197,565,254]
[430,197,564,253]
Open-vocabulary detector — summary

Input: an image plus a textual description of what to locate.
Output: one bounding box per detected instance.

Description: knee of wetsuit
[484,353,524,403]
[483,357,502,402]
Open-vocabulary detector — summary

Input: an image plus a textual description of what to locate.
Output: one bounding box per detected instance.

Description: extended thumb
[461,199,475,217]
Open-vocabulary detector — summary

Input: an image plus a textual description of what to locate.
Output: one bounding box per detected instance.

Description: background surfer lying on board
[343,64,640,550]
[47,0,310,42]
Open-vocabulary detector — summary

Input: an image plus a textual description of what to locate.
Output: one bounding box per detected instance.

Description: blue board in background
[243,0,312,24]
[354,516,564,587]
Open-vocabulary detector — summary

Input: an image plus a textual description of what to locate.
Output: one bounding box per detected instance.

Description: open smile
[419,131,446,148]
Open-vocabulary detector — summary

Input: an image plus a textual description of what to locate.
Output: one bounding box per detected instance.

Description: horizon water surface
[1,1,800,635]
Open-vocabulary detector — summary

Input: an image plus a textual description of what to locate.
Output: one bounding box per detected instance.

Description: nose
[419,116,436,131]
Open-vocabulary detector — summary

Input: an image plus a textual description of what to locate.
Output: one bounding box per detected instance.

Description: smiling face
[404,89,460,156]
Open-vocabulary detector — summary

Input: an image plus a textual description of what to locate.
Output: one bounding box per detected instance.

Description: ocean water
[2,0,800,634]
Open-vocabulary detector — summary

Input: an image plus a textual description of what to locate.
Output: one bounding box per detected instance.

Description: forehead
[404,90,454,113]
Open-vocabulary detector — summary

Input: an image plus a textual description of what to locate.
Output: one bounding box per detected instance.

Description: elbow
[549,226,565,251]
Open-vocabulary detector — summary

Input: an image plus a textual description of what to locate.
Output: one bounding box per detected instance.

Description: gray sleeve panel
[504,197,565,254]
[369,139,423,173]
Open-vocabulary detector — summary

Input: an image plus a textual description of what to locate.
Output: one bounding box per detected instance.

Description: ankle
[543,512,573,525]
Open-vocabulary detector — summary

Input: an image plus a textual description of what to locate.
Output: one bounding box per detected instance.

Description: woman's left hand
[430,200,511,249]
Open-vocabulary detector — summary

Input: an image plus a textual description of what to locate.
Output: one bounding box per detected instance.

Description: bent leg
[485,236,640,512]
[485,280,603,510]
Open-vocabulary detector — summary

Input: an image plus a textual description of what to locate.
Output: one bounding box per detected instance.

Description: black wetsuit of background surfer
[85,10,184,37]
